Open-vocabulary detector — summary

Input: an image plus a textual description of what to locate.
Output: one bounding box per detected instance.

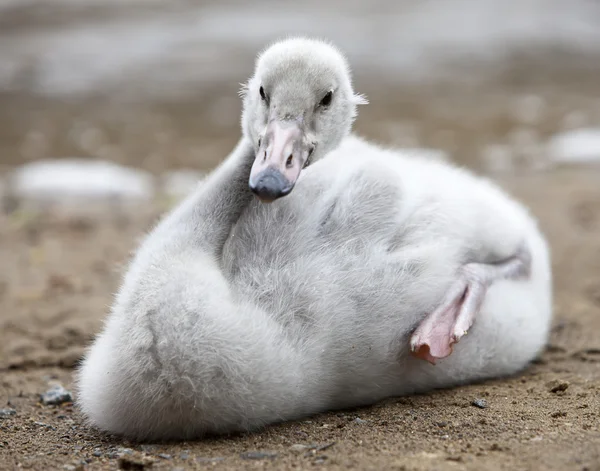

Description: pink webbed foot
[410,247,531,365]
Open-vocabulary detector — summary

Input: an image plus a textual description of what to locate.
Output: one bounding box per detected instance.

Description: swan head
[241,37,367,202]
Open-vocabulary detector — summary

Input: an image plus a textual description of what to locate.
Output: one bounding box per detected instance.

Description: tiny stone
[0,408,16,418]
[158,453,172,460]
[40,384,73,405]
[353,417,367,424]
[118,448,133,455]
[179,452,189,460]
[240,451,278,460]
[471,398,488,409]
[546,379,569,393]
[92,450,102,457]
[33,421,56,430]
[435,421,448,427]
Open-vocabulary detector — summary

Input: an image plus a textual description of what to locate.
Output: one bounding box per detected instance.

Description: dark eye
[319,91,333,107]
[259,86,267,101]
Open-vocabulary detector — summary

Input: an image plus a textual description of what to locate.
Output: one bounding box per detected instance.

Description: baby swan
[77,38,552,441]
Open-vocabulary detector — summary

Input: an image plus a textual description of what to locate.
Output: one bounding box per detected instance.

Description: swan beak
[249,120,307,202]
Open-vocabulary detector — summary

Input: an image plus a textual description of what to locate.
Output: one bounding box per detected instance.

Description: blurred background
[2,0,600,184]
[2,2,600,468]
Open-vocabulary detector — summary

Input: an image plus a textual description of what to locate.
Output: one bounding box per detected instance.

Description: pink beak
[249,119,311,202]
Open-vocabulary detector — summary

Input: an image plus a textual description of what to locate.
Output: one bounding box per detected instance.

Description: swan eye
[319,91,333,107]
[286,154,293,168]
[259,86,267,102]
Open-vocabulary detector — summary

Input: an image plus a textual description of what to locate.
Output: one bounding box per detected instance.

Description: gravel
[547,379,570,393]
[471,398,488,409]
[40,384,73,405]
[0,408,17,418]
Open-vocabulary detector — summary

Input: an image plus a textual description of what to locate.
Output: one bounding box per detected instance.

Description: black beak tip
[249,169,294,201]
[249,183,293,201]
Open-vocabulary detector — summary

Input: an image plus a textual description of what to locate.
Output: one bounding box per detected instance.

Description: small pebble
[92,450,102,457]
[179,452,189,460]
[0,408,16,418]
[158,453,172,460]
[471,398,488,409]
[546,379,569,393]
[240,451,278,460]
[353,417,367,424]
[33,421,56,430]
[40,384,73,405]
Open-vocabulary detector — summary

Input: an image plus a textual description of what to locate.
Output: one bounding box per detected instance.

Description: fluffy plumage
[77,38,552,441]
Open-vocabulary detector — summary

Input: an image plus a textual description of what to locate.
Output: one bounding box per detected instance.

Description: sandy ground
[1,85,600,471]
[1,2,600,465]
